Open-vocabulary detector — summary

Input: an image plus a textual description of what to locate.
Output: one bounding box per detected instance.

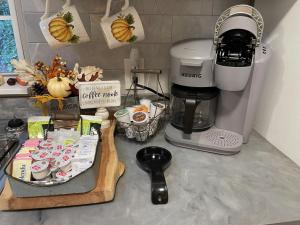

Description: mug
[100,0,145,49]
[39,0,90,49]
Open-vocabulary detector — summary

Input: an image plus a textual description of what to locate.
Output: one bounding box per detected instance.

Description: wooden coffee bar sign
[78,81,121,109]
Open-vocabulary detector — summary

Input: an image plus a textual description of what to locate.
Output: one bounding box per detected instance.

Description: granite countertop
[1,129,300,225]
[0,120,8,133]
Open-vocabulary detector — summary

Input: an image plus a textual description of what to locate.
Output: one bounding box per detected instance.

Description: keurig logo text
[181,73,202,78]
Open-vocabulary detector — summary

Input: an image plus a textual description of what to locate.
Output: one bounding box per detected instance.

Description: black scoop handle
[151,169,168,204]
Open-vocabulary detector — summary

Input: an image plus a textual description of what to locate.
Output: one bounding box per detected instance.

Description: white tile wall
[172,16,218,42]
[21,0,109,13]
[140,15,172,43]
[0,0,253,117]
[156,0,213,15]
[17,0,251,94]
[212,0,252,15]
[28,42,131,70]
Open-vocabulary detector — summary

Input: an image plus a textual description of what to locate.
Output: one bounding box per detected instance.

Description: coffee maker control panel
[178,59,215,87]
[170,40,216,88]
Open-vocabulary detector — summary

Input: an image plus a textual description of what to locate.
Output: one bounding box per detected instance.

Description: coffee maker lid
[214,4,264,47]
[170,39,214,60]
[171,84,219,100]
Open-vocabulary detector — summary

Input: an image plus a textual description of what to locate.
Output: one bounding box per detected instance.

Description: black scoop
[136,146,172,204]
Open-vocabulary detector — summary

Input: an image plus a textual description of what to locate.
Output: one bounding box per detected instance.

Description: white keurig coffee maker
[165,5,270,155]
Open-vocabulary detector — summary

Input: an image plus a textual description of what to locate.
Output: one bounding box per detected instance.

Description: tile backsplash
[0,0,251,119]
[19,0,251,88]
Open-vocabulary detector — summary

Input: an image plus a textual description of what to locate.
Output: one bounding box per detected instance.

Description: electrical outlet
[143,71,169,95]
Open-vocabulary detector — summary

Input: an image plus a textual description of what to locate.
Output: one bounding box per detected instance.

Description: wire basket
[118,109,165,142]
[116,69,169,142]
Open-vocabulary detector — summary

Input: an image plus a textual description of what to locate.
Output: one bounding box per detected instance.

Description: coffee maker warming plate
[165,124,243,155]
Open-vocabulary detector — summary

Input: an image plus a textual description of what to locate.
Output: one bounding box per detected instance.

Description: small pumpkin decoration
[111,14,137,43]
[49,12,79,43]
[47,75,72,98]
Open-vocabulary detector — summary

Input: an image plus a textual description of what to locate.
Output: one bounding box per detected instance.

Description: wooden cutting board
[0,120,125,210]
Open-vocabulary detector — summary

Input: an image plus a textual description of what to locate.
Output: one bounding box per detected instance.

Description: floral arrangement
[12,55,103,113]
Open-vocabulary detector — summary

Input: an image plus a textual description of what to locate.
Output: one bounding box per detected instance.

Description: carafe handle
[183,99,198,134]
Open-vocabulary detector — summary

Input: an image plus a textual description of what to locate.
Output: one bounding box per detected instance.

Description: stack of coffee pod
[29,137,78,182]
[11,129,99,185]
[114,98,166,142]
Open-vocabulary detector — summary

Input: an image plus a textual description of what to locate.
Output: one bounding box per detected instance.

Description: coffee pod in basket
[55,170,72,181]
[134,126,149,142]
[126,107,135,121]
[31,160,50,180]
[64,147,76,156]
[39,140,54,150]
[31,150,50,161]
[125,126,136,139]
[51,150,63,158]
[114,109,130,128]
[47,149,63,172]
[150,102,165,118]
[56,154,72,173]
[49,158,59,173]
[139,99,151,112]
[132,111,149,126]
[133,104,149,113]
[149,118,159,136]
[54,144,64,151]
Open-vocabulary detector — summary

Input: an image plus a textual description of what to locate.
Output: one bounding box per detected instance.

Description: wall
[254,0,300,165]
[15,0,250,93]
[0,0,252,119]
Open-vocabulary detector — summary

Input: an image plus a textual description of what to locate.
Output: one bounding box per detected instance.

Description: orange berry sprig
[34,55,76,83]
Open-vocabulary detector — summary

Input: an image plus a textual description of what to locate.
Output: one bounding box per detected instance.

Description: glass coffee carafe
[170,84,219,134]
